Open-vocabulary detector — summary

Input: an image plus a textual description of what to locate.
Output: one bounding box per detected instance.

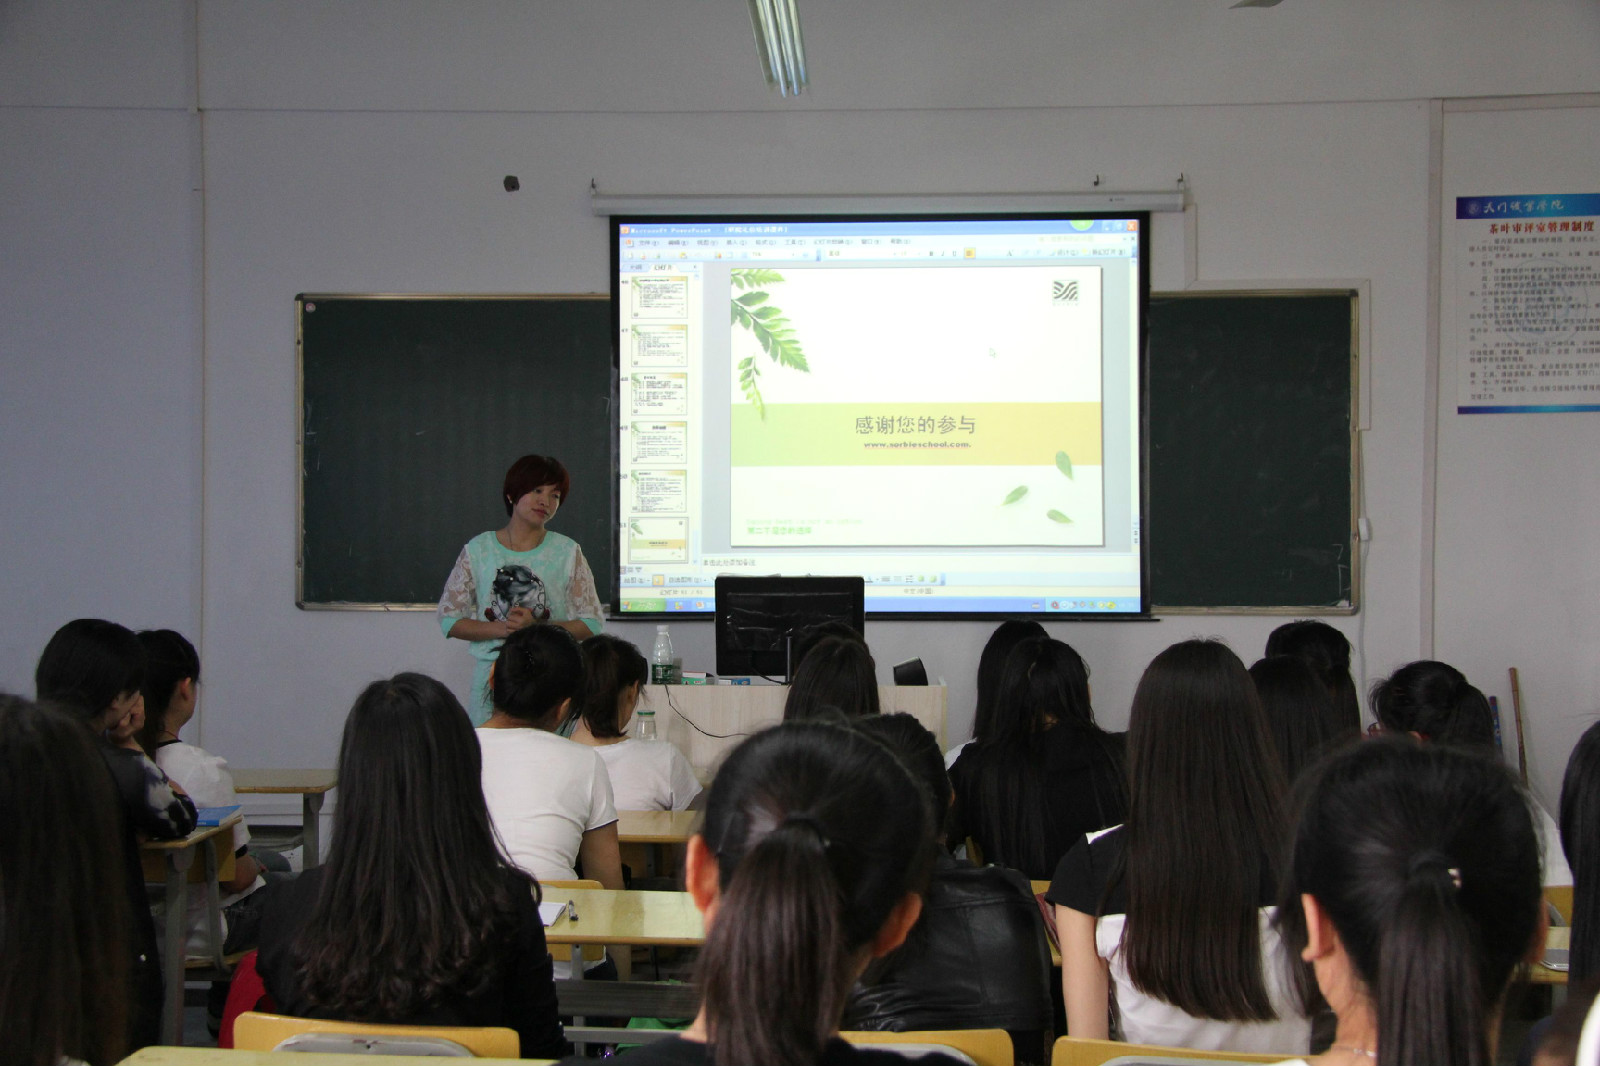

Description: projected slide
[728,265,1104,548]
[613,215,1147,618]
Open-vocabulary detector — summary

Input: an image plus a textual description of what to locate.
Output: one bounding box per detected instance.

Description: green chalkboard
[296,295,614,608]
[1147,290,1358,611]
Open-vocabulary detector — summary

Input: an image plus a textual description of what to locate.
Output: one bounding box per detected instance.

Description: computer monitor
[714,575,866,680]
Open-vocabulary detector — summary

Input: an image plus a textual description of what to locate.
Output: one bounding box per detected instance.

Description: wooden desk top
[543,887,704,947]
[617,808,698,844]
[1530,924,1570,985]
[232,768,338,794]
[120,1048,551,1065]
[141,812,242,853]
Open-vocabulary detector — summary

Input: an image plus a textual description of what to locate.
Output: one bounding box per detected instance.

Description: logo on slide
[1052,280,1080,304]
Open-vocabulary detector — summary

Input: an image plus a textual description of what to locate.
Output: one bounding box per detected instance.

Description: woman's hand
[505,606,536,631]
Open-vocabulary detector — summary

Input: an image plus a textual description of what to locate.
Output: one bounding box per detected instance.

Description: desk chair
[1549,885,1575,926]
[1052,1036,1284,1066]
[844,1028,1014,1066]
[233,1010,518,1056]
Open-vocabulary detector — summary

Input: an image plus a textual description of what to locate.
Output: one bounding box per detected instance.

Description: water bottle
[651,625,676,685]
[636,708,658,741]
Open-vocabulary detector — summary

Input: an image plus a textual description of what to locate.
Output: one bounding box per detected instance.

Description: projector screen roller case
[612,214,1149,618]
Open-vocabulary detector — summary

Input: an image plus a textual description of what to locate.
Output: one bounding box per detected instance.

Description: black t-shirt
[256,866,566,1058]
[1044,825,1277,917]
[594,1035,969,1066]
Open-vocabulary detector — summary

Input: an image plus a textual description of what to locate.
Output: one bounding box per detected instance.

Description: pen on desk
[566,899,578,922]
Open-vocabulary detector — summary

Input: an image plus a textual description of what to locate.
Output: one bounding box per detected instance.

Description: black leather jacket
[843,853,1053,1040]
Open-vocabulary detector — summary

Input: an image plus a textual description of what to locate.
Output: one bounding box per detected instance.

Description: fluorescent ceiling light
[747,0,808,97]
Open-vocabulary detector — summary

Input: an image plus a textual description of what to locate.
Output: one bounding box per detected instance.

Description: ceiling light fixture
[747,0,808,97]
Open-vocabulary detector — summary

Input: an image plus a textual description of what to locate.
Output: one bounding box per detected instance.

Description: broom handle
[1510,666,1528,786]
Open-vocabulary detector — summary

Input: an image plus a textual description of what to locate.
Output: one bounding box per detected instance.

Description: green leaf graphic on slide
[629,521,644,535]
[730,269,809,419]
[1046,510,1073,524]
[1002,485,1029,505]
[1056,451,1074,480]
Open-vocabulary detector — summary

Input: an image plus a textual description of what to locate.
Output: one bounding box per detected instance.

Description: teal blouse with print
[437,529,604,724]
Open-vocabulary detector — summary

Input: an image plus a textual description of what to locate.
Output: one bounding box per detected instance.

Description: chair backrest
[233,1011,519,1056]
[540,879,604,962]
[1052,1036,1285,1066]
[1548,885,1575,925]
[844,1028,1013,1066]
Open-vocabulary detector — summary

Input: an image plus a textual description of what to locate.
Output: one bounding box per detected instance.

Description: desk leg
[161,848,195,1046]
[570,945,586,1055]
[303,793,324,869]
[202,839,226,971]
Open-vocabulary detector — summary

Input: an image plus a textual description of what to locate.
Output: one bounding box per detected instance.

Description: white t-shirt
[592,738,701,812]
[477,727,618,881]
[1537,797,1574,887]
[151,740,264,954]
[1095,908,1311,1055]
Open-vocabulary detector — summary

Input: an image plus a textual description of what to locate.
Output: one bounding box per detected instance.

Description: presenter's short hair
[503,455,571,515]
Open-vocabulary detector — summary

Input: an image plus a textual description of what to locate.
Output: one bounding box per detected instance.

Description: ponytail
[577,634,646,739]
[695,723,934,1066]
[1278,739,1541,1066]
[491,625,582,723]
[699,822,850,1066]
[1374,858,1488,1066]
[135,628,200,754]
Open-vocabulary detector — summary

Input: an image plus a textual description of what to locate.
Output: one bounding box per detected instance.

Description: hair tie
[779,811,831,848]
[1408,850,1462,892]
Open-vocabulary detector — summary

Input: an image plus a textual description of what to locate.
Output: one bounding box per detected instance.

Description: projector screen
[611,212,1149,618]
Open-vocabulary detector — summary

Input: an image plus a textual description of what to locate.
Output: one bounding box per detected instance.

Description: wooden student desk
[119,1049,553,1065]
[142,812,243,1046]
[231,767,337,868]
[617,808,698,879]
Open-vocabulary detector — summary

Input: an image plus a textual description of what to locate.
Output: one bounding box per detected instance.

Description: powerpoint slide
[630,372,689,416]
[727,265,1105,547]
[627,518,690,562]
[630,469,689,514]
[629,275,689,319]
[630,421,689,463]
[630,324,689,366]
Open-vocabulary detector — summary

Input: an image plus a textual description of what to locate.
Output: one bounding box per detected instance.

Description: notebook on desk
[195,805,242,827]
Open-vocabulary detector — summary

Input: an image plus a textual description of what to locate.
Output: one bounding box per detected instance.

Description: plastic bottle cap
[657,625,668,632]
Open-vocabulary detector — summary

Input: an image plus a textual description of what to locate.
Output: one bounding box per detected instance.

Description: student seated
[255,673,566,1058]
[950,636,1125,878]
[0,695,133,1066]
[36,618,198,1051]
[135,630,270,960]
[1371,660,1573,888]
[1249,654,1344,785]
[1272,738,1544,1066]
[1562,721,1600,985]
[944,619,1046,767]
[610,721,965,1066]
[1048,639,1306,1054]
[478,625,623,889]
[842,713,1054,1066]
[1264,620,1361,740]
[783,635,881,721]
[570,633,701,811]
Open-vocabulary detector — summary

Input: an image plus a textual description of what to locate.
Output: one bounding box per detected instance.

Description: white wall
[2,2,1597,806]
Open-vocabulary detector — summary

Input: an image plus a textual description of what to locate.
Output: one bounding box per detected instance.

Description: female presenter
[438,455,604,725]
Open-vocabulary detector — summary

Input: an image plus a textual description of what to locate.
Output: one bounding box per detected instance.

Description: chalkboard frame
[294,292,614,611]
[1148,287,1360,615]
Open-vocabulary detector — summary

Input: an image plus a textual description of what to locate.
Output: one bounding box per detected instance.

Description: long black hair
[0,695,129,1066]
[1265,619,1361,738]
[972,620,1047,743]
[1561,721,1600,984]
[35,618,145,727]
[1249,654,1342,785]
[291,673,540,1019]
[696,722,936,1066]
[782,636,880,721]
[1370,660,1495,749]
[135,628,200,755]
[959,635,1120,876]
[1277,738,1541,1066]
[576,633,648,739]
[1122,639,1288,1022]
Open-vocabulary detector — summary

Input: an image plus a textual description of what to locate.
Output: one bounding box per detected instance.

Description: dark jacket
[843,853,1052,1057]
